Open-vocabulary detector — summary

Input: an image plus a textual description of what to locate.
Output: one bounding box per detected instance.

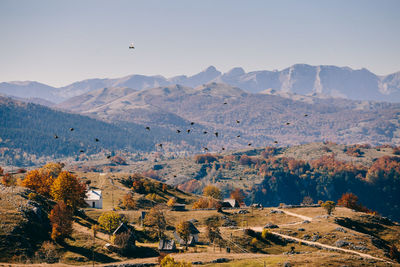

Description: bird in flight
[203,131,208,134]
[146,126,150,131]
[54,135,59,139]
[106,155,111,159]
[158,144,163,148]
[248,143,252,146]
[223,102,227,105]
[274,140,278,144]
[129,43,135,49]
[304,114,308,117]
[222,147,225,151]
[187,129,191,133]
[286,122,290,125]
[236,120,240,124]
[95,138,99,142]
[214,132,219,137]
[79,149,84,153]
[70,128,74,131]
[190,122,195,125]
[237,135,241,138]
[176,129,181,133]
[203,147,209,151]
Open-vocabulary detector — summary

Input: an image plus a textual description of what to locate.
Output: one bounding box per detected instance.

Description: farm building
[85,189,102,209]
[222,198,240,208]
[158,239,176,252]
[173,221,200,246]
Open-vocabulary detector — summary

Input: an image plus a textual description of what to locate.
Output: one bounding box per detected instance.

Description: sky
[0,0,399,87]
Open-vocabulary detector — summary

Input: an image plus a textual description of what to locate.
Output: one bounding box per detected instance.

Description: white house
[85,189,103,209]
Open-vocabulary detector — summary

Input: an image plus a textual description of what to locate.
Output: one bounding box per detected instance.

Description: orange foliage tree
[22,169,55,197]
[49,201,73,241]
[50,171,86,211]
[230,188,245,204]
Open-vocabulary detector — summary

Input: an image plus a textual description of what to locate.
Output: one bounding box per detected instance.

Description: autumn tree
[1,173,16,187]
[49,201,73,241]
[176,221,191,250]
[321,201,336,215]
[98,211,127,234]
[22,169,54,197]
[205,216,221,246]
[338,193,360,210]
[121,193,136,210]
[230,188,245,204]
[144,206,167,239]
[50,171,86,211]
[203,185,222,200]
[167,197,176,207]
[41,162,63,178]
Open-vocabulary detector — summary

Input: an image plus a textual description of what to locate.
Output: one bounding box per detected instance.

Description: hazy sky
[1,0,399,87]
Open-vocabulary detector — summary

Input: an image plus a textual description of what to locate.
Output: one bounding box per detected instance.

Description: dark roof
[113,222,130,236]
[158,239,176,251]
[188,221,200,234]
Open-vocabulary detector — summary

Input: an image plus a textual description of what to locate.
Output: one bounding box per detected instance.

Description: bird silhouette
[190,122,195,125]
[304,114,308,117]
[106,155,111,159]
[214,132,219,137]
[222,147,225,151]
[173,175,177,178]
[236,120,240,124]
[286,122,290,125]
[79,149,84,153]
[187,129,191,133]
[248,143,252,146]
[70,128,74,131]
[176,130,181,133]
[145,126,150,131]
[54,135,59,139]
[203,147,209,151]
[158,144,163,148]
[274,140,278,144]
[223,102,227,105]
[95,138,99,142]
[203,131,208,134]
[237,135,241,138]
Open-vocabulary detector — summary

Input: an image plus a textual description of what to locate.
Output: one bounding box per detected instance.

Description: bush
[98,211,127,234]
[34,241,59,263]
[28,192,38,201]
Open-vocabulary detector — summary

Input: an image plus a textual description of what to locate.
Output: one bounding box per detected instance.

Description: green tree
[321,200,336,215]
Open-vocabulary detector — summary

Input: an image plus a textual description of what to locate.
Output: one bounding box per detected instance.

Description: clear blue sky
[1,0,399,87]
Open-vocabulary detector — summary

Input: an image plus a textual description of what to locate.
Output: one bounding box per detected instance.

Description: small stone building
[158,239,176,252]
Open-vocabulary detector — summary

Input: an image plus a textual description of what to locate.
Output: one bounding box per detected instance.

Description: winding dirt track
[250,209,393,264]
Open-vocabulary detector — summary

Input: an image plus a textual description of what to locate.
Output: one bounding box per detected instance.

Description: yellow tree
[176,221,191,250]
[203,185,222,200]
[144,206,167,240]
[167,197,176,207]
[98,211,127,234]
[50,171,86,211]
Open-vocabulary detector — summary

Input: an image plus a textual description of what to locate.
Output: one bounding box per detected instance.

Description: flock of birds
[52,42,310,158]
[143,100,310,153]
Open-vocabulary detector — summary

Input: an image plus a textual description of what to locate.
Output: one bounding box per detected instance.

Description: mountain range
[2,64,400,103]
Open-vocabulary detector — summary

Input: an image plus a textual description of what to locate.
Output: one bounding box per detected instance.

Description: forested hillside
[0,97,158,165]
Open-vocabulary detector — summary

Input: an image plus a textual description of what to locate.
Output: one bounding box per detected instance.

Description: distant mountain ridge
[2,64,400,103]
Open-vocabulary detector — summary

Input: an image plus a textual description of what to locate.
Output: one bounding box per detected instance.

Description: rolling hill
[58,83,400,149]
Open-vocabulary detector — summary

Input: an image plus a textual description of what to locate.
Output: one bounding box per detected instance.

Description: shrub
[34,241,59,263]
[28,192,38,201]
[321,201,336,215]
[98,211,127,234]
[194,153,218,164]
